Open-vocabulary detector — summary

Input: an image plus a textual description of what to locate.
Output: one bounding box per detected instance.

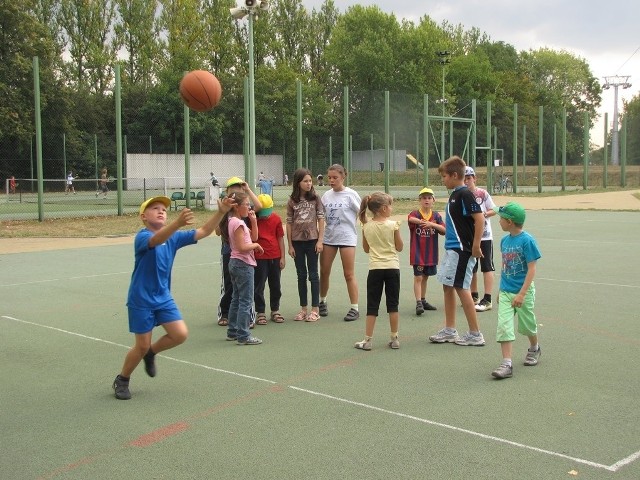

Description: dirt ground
[1,190,638,255]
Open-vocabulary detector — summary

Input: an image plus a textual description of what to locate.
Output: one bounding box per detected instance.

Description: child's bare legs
[499,340,513,360]
[152,320,188,354]
[483,271,494,298]
[498,334,538,362]
[389,311,399,334]
[413,276,423,301]
[319,247,337,298]
[320,246,358,307]
[364,315,377,337]
[120,332,152,378]
[442,285,457,329]
[339,247,359,304]
[456,287,480,332]
[120,320,188,378]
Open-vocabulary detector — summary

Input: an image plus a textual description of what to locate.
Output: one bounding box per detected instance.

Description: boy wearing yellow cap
[112,196,232,400]
[254,194,286,324]
[407,187,445,315]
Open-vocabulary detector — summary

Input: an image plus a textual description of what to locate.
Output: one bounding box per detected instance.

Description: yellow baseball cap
[419,187,434,197]
[226,176,244,188]
[257,193,274,217]
[139,196,171,215]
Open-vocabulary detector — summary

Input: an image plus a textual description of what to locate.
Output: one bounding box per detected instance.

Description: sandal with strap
[294,310,307,321]
[270,312,285,323]
[217,317,228,326]
[306,311,320,322]
[256,313,268,325]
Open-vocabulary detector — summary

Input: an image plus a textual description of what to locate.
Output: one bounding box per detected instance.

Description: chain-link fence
[2,81,638,221]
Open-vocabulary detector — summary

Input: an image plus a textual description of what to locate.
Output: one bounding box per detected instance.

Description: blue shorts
[128,302,182,334]
[413,265,437,277]
[436,249,476,289]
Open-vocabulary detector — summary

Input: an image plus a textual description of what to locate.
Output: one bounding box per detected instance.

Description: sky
[302,0,640,147]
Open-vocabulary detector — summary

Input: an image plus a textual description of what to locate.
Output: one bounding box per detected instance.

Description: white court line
[1,315,276,385]
[2,314,637,473]
[288,387,622,472]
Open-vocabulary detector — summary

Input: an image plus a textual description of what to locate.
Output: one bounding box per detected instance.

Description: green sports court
[1,204,639,479]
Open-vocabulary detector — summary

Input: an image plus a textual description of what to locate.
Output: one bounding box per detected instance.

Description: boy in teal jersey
[491,202,542,379]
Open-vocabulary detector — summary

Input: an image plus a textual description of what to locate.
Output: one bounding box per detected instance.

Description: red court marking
[128,421,190,447]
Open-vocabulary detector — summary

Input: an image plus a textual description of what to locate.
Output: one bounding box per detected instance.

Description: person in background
[464,166,497,311]
[96,168,109,198]
[65,171,77,195]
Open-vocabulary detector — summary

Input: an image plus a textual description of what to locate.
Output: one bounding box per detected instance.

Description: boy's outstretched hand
[177,208,195,227]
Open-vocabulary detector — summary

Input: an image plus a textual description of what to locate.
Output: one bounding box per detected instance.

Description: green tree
[114,0,161,89]
[306,0,339,84]
[58,0,118,93]
[0,1,66,178]
[622,94,640,165]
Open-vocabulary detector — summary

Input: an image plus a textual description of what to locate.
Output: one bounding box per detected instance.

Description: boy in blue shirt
[491,202,542,379]
[113,195,232,400]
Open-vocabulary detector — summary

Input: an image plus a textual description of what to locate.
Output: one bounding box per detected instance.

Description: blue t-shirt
[444,185,482,251]
[127,228,196,308]
[499,231,541,294]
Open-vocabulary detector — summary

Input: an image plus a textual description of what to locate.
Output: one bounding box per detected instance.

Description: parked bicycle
[493,173,513,194]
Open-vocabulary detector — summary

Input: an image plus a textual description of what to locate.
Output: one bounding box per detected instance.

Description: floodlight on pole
[230,1,269,184]
[603,75,632,166]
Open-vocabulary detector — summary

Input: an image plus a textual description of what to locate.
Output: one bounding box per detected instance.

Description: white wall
[125,153,284,189]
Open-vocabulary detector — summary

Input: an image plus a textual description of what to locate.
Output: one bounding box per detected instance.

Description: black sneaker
[415,301,424,315]
[318,301,328,317]
[143,349,156,377]
[475,299,492,312]
[422,300,437,311]
[343,308,360,322]
[113,375,131,400]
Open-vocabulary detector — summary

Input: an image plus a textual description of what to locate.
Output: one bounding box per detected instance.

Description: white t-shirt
[321,187,361,246]
[470,187,496,240]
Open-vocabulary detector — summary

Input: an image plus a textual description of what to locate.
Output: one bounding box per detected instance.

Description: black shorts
[473,240,494,273]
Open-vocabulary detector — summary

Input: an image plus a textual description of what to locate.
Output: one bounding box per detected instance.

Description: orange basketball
[179,70,222,112]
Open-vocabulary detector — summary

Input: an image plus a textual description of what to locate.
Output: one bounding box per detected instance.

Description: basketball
[179,70,222,112]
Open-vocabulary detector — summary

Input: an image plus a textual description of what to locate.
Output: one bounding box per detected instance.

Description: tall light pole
[602,75,632,166]
[436,51,450,162]
[230,1,269,185]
